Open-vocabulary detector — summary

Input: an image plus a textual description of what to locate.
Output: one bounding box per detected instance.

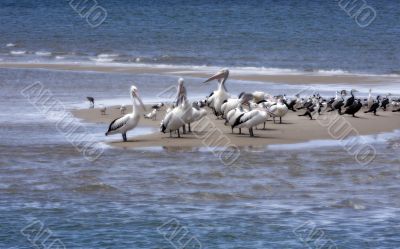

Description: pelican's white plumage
[203,69,231,116]
[233,108,268,136]
[160,78,192,137]
[105,85,146,142]
[268,98,289,124]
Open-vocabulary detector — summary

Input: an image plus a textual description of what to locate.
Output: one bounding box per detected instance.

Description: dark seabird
[86,96,94,108]
[364,96,381,115]
[341,99,363,117]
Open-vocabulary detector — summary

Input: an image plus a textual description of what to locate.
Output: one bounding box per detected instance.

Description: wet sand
[1,62,399,84]
[72,105,400,148]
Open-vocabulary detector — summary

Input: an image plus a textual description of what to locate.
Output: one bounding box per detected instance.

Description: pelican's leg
[249,128,254,137]
[231,127,234,133]
[182,125,186,134]
[177,129,181,138]
[122,133,127,142]
[280,117,282,124]
[263,122,266,129]
[273,117,276,124]
[239,128,242,135]
[188,123,191,132]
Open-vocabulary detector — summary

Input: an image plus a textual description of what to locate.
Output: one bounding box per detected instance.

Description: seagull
[120,105,127,115]
[144,109,157,120]
[203,69,231,117]
[86,96,94,108]
[99,105,106,115]
[152,102,164,111]
[105,85,146,142]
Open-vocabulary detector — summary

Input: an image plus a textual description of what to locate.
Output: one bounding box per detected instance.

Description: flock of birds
[85,69,400,142]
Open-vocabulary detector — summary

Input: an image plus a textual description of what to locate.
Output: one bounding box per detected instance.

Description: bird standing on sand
[120,105,127,115]
[100,105,106,115]
[269,98,289,124]
[144,109,157,120]
[364,96,381,116]
[105,85,146,142]
[87,96,94,108]
[152,102,164,111]
[341,99,363,117]
[203,69,231,117]
[160,78,192,137]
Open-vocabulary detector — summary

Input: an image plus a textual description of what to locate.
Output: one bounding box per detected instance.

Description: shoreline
[1,62,400,85]
[72,105,400,149]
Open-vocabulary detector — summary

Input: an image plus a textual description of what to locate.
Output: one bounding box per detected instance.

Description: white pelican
[268,98,288,124]
[221,92,246,119]
[233,106,268,137]
[203,69,231,117]
[105,85,146,142]
[187,102,207,132]
[226,93,253,134]
[160,78,192,137]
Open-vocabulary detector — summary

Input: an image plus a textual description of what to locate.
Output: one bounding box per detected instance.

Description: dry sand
[72,105,400,149]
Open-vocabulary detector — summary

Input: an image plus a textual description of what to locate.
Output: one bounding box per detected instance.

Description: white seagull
[105,85,146,142]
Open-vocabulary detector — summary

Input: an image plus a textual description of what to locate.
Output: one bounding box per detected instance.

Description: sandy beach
[72,104,400,149]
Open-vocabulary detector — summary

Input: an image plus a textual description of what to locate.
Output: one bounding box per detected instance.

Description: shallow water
[0,67,400,248]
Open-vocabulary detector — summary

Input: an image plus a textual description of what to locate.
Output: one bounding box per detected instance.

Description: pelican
[160,78,192,137]
[203,69,231,117]
[226,93,253,134]
[105,85,146,142]
[233,105,268,137]
[268,98,289,124]
[187,102,207,131]
[221,92,246,119]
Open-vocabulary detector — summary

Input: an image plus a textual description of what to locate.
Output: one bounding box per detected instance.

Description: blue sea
[1,1,400,249]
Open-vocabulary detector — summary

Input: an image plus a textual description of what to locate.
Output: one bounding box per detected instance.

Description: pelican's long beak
[203,70,226,83]
[135,92,146,111]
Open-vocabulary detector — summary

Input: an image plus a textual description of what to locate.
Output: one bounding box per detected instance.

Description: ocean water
[1,1,400,249]
[0,0,399,74]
